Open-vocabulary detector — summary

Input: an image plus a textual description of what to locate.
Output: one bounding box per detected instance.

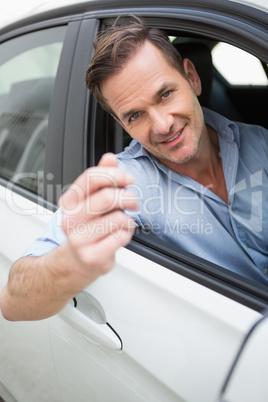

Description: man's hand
[58,152,138,282]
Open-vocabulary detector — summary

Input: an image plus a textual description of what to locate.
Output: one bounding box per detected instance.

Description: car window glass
[212,42,268,85]
[0,26,66,196]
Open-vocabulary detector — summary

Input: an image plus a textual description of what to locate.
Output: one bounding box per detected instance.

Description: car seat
[173,42,213,108]
[173,41,244,122]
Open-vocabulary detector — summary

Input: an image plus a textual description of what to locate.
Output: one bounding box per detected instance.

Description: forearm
[0,243,83,321]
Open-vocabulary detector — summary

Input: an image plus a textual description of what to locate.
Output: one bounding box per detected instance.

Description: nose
[150,108,174,136]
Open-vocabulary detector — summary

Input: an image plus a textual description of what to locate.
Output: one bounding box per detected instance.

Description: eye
[129,112,140,122]
[162,90,171,99]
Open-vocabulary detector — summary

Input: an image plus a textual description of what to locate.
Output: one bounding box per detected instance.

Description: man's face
[101,41,206,168]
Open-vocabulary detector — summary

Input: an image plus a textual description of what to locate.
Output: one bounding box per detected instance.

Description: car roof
[21,0,268,14]
[231,0,268,12]
[0,0,267,31]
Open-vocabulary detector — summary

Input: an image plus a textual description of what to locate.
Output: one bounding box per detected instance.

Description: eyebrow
[121,82,174,123]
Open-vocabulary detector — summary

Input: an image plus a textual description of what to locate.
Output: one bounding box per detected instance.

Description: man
[1,17,267,321]
[86,18,267,284]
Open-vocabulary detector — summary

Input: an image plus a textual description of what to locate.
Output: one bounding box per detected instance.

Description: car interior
[173,37,267,128]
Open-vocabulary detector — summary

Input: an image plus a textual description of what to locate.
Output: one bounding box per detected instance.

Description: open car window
[88,18,268,310]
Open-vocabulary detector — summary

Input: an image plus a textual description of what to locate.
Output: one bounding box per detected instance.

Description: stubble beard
[151,134,201,166]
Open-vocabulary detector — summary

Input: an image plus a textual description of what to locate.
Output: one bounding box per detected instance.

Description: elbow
[0,287,15,321]
[0,309,14,321]
[0,304,14,321]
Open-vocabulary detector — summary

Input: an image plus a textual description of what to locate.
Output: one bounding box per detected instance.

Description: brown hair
[85,16,186,115]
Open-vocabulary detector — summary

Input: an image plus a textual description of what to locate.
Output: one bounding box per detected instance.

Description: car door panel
[219,311,268,402]
[49,247,261,402]
[58,296,123,350]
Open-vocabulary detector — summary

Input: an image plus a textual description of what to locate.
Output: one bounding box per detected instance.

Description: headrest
[173,42,213,107]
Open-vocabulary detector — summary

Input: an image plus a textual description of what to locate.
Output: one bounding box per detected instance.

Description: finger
[59,166,134,210]
[85,187,139,216]
[66,211,136,245]
[98,152,118,168]
[61,187,138,227]
[75,228,134,279]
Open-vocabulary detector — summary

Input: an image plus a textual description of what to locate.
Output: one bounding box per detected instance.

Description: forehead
[101,41,181,119]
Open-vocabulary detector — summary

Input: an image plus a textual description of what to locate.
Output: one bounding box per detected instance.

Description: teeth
[164,129,182,143]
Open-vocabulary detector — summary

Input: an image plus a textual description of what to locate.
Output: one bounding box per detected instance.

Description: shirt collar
[202,107,240,148]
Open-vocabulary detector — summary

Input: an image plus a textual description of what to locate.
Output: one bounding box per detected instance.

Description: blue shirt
[25,108,268,285]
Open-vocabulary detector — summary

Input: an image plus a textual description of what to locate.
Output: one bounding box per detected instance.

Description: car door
[219,310,268,402]
[48,2,268,402]
[49,246,264,402]
[0,17,82,401]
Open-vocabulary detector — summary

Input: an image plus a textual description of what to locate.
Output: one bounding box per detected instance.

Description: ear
[183,58,202,97]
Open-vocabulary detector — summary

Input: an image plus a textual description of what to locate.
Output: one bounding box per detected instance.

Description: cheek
[180,89,203,125]
[127,126,139,140]
[127,121,150,143]
[192,98,204,125]
[168,90,193,115]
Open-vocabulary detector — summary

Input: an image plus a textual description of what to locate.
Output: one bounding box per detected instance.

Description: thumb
[98,153,118,168]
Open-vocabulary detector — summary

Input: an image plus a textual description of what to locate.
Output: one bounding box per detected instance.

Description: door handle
[58,292,122,350]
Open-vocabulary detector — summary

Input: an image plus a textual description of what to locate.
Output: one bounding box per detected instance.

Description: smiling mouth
[162,128,184,144]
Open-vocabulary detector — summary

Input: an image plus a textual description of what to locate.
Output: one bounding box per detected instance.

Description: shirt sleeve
[22,208,67,257]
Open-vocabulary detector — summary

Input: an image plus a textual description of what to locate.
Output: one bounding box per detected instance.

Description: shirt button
[264,269,268,275]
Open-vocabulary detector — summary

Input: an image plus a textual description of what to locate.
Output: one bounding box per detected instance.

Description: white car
[0,1,267,401]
